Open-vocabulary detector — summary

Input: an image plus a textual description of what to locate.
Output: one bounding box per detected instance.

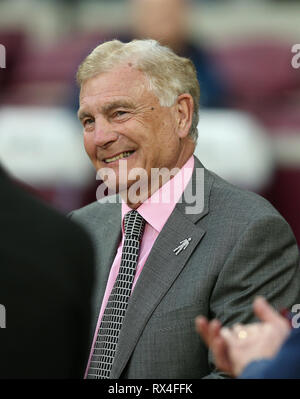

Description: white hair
[77,39,200,141]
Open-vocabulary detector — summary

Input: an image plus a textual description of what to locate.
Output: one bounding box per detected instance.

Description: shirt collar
[121,156,194,233]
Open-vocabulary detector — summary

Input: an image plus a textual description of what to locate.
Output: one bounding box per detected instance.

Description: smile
[104,151,135,164]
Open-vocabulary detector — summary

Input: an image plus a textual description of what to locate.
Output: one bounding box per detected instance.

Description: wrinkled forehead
[78,65,159,113]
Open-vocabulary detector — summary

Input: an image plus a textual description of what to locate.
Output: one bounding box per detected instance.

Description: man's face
[78,65,186,195]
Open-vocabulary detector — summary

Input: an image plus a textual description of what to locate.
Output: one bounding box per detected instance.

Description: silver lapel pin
[173,237,192,255]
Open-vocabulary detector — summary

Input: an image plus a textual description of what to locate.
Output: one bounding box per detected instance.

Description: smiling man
[70,39,300,379]
[77,41,196,206]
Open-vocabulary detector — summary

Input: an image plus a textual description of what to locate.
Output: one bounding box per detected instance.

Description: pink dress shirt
[84,155,194,377]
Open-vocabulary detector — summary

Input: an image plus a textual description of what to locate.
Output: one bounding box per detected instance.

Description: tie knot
[124,210,145,240]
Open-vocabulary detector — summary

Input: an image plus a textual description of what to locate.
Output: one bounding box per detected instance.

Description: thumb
[253,296,282,324]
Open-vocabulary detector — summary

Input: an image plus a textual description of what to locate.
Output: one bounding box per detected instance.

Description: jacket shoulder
[69,196,121,223]
[207,169,283,222]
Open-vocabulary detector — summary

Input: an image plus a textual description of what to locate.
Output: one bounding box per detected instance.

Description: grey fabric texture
[69,156,300,379]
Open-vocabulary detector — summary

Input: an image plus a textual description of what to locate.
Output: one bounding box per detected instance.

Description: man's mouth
[104,151,135,164]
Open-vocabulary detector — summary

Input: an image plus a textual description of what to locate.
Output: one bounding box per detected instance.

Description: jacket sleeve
[240,328,300,379]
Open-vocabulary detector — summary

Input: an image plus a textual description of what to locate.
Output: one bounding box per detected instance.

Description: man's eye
[113,110,127,118]
[83,118,94,126]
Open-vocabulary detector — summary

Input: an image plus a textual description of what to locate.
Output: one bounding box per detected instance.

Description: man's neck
[120,152,194,209]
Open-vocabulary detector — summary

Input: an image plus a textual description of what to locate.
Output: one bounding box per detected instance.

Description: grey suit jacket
[70,156,300,379]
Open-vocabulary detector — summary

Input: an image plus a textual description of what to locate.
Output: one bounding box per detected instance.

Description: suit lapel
[90,203,122,341]
[110,157,214,378]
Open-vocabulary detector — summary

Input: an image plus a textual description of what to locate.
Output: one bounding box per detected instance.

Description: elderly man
[70,39,300,379]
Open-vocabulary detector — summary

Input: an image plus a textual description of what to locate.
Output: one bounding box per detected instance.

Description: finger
[195,316,210,346]
[213,336,233,375]
[220,327,233,340]
[232,323,258,337]
[195,317,232,373]
[220,327,241,348]
[196,317,222,347]
[232,323,244,333]
[253,296,283,324]
[208,319,222,346]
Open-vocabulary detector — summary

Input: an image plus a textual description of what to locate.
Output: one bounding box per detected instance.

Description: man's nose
[94,117,119,148]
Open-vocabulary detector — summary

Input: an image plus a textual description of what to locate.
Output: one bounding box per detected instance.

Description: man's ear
[175,93,194,138]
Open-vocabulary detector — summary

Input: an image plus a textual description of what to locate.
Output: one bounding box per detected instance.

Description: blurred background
[0,0,299,244]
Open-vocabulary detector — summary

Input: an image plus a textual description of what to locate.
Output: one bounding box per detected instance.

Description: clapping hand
[195,297,291,376]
